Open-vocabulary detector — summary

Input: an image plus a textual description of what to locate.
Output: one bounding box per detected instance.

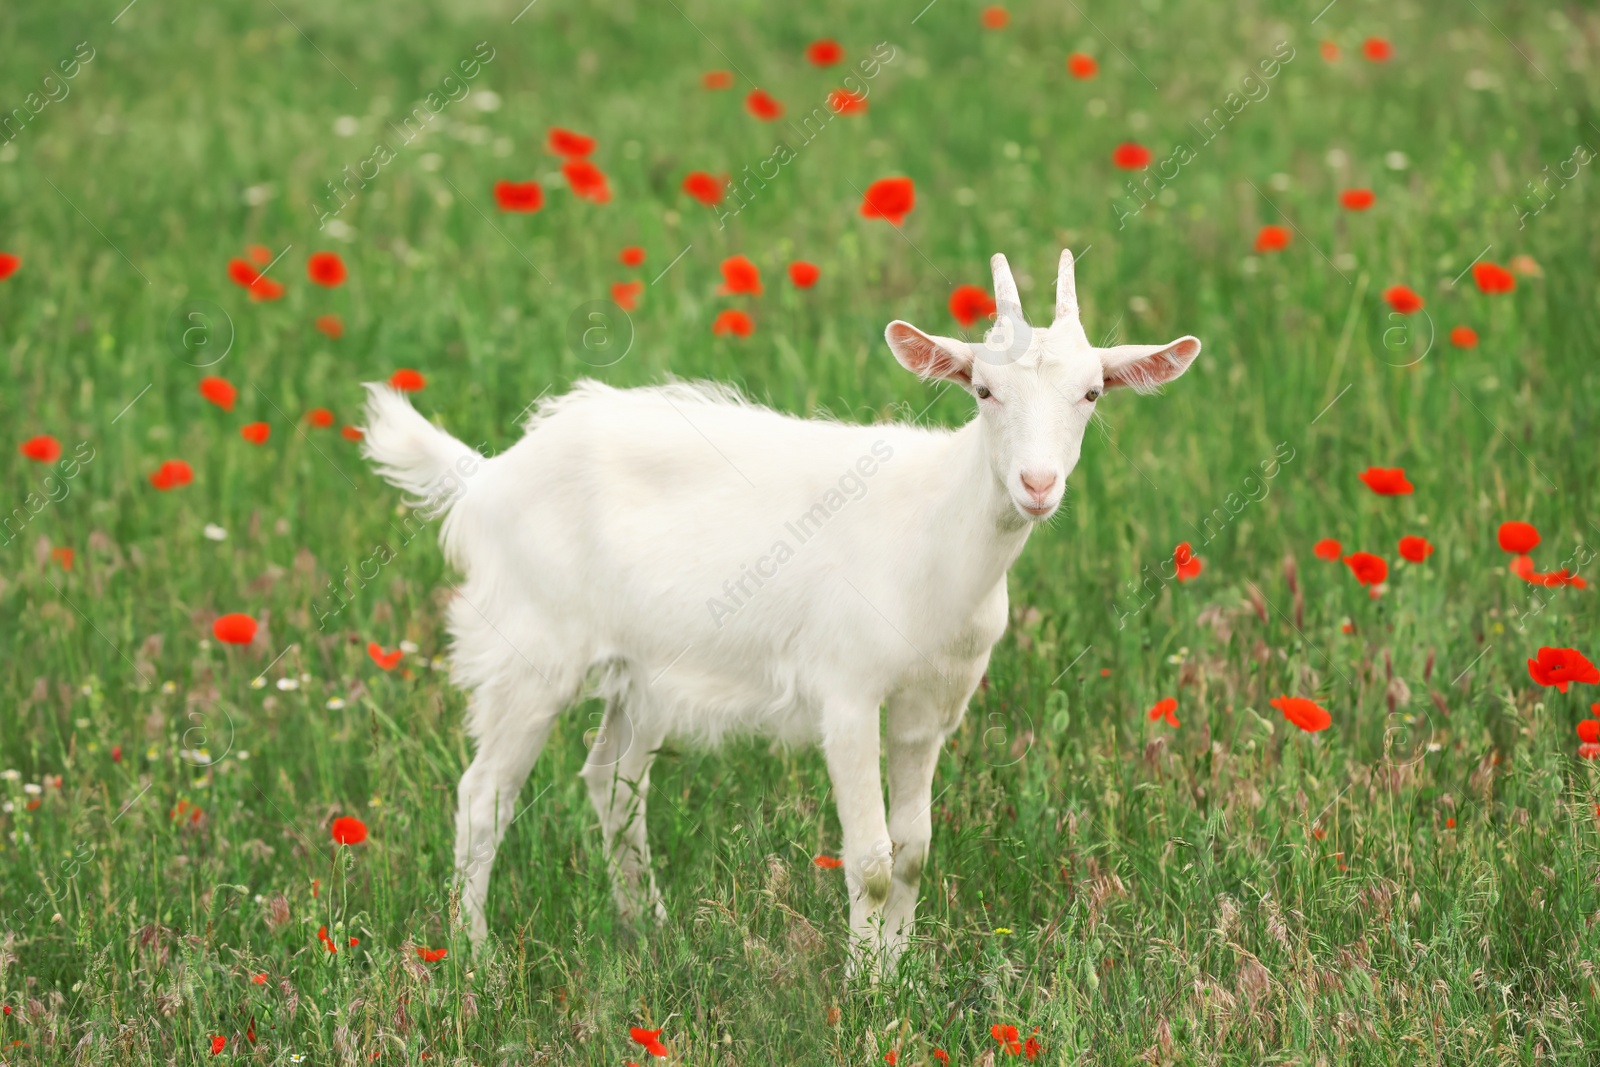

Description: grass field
[3,0,1599,1063]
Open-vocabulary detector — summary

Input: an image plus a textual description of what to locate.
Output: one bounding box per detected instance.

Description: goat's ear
[1098,335,1201,393]
[885,320,974,385]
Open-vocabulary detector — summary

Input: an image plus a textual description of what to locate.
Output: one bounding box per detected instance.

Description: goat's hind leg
[822,699,894,974]
[455,673,568,948]
[580,693,667,924]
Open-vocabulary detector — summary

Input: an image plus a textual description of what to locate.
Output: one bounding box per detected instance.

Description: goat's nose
[1020,469,1058,499]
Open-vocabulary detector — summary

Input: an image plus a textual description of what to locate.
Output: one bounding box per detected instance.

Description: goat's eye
[1084,387,1103,402]
[975,385,992,400]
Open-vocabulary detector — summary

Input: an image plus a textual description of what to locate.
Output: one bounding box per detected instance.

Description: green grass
[3,0,1599,1062]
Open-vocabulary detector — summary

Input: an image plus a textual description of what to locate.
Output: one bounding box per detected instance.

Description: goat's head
[885,249,1201,523]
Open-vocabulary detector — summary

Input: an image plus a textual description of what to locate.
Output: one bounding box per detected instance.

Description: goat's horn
[1054,248,1080,325]
[990,253,1025,324]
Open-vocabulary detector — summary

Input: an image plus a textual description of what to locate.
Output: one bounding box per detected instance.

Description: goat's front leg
[881,712,944,964]
[821,701,893,974]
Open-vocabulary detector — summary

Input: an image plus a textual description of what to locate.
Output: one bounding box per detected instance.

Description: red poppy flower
[948,285,996,327]
[981,6,1010,29]
[342,425,364,441]
[788,261,820,288]
[368,642,403,670]
[317,925,337,952]
[1024,1034,1041,1061]
[416,946,448,962]
[1271,695,1332,732]
[1577,720,1600,745]
[828,88,868,115]
[227,258,261,288]
[1383,285,1423,314]
[1471,261,1515,295]
[210,1036,226,1056]
[1174,542,1203,582]
[212,613,257,645]
[331,815,369,845]
[247,244,272,266]
[701,70,733,90]
[1497,521,1539,554]
[1319,40,1340,61]
[745,89,784,121]
[619,246,645,267]
[390,368,426,392]
[51,546,74,571]
[562,160,611,204]
[1362,37,1392,62]
[1111,142,1151,169]
[712,309,754,337]
[1254,225,1291,253]
[1581,743,1600,760]
[1527,647,1600,693]
[249,277,285,302]
[228,258,285,300]
[1313,538,1342,561]
[807,39,844,66]
[611,281,643,311]
[0,252,21,281]
[150,459,195,491]
[1066,53,1098,78]
[307,407,335,428]
[307,251,346,287]
[885,1051,898,1066]
[19,435,61,463]
[932,1051,950,1065]
[315,314,344,339]
[813,855,843,869]
[493,180,544,213]
[720,255,762,295]
[630,1027,669,1057]
[1344,551,1388,589]
[1397,535,1433,563]
[1449,325,1477,348]
[548,127,596,158]
[240,422,271,446]
[1147,696,1179,728]
[1339,188,1375,211]
[991,1025,1022,1055]
[199,376,237,411]
[682,171,723,206]
[250,973,268,985]
[860,177,915,225]
[1358,466,1413,495]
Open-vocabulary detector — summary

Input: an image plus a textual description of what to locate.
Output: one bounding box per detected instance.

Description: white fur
[360,249,1200,966]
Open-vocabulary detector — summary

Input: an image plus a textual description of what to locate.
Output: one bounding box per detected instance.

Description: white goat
[361,250,1200,964]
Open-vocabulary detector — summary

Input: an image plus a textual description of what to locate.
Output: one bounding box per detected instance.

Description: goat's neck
[924,419,1034,595]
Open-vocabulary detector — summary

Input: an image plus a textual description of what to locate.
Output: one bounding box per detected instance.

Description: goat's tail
[360,384,481,522]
